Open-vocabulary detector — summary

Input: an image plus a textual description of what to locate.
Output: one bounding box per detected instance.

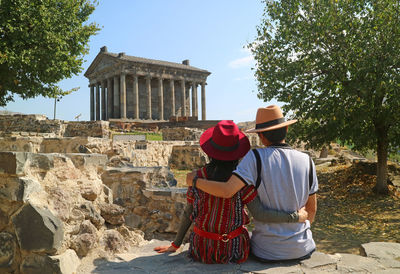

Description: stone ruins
[85,46,211,121]
[0,114,399,273]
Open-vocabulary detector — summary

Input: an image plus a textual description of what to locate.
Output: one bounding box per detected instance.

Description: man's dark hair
[259,127,287,143]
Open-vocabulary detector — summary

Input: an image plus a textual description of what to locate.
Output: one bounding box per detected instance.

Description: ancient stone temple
[84,46,211,121]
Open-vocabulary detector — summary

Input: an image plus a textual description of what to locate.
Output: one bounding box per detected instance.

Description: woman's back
[187,159,256,263]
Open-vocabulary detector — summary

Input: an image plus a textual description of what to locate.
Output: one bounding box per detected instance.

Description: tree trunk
[374,130,389,194]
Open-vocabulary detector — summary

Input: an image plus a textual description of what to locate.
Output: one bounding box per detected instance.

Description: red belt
[193,225,245,243]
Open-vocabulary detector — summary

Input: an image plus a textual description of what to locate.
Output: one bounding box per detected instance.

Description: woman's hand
[154,245,178,253]
[186,171,196,186]
[298,207,309,222]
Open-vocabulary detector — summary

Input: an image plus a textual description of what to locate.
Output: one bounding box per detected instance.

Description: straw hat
[246,105,297,133]
[200,120,250,161]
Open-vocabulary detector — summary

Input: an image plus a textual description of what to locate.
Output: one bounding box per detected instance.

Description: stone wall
[169,144,207,170]
[0,152,144,273]
[112,140,206,169]
[0,114,110,138]
[64,121,110,138]
[101,167,187,239]
[0,114,65,137]
[161,127,204,141]
[0,136,112,154]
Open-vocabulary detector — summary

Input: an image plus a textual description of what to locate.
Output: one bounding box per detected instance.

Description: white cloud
[228,55,254,69]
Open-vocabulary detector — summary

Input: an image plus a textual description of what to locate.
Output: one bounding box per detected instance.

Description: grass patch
[112,131,163,141]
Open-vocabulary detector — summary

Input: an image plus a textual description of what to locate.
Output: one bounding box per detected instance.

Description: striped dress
[187,167,257,264]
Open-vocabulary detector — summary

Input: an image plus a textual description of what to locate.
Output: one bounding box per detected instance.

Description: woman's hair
[205,158,239,182]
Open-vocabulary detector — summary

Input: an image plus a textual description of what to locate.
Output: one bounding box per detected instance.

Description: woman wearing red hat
[154,120,307,264]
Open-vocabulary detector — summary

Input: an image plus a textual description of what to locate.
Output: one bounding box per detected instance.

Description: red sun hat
[200,120,250,161]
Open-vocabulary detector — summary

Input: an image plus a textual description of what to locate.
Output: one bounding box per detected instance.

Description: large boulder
[49,249,80,274]
[101,230,126,253]
[77,201,104,229]
[99,203,125,225]
[12,203,63,254]
[70,233,97,257]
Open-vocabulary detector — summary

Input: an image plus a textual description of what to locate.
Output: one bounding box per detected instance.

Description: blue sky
[3,0,278,123]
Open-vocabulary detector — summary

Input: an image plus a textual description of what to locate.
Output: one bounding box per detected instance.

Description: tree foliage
[0,0,99,105]
[250,0,400,193]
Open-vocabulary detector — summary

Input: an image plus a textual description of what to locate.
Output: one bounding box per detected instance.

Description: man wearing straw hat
[187,105,318,262]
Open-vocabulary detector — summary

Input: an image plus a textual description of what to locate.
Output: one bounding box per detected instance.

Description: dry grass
[313,164,400,254]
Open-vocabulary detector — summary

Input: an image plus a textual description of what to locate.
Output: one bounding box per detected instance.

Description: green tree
[250,0,400,194]
[0,0,99,105]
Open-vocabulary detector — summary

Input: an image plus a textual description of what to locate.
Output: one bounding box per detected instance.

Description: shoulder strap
[252,149,262,189]
[309,156,313,190]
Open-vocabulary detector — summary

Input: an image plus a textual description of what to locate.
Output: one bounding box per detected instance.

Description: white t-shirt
[233,144,318,260]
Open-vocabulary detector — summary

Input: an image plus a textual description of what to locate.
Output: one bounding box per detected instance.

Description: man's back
[233,144,318,260]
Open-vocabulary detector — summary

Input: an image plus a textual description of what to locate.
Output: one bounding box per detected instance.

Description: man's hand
[298,207,308,222]
[154,245,178,253]
[186,171,196,186]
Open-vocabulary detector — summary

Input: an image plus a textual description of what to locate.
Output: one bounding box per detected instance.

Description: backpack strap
[252,149,262,189]
[308,156,314,191]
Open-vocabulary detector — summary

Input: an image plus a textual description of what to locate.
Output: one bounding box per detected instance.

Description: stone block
[0,152,28,175]
[0,232,16,268]
[300,251,338,270]
[102,230,126,253]
[78,201,104,229]
[99,203,125,225]
[0,177,42,202]
[12,203,63,254]
[20,254,60,274]
[66,153,107,169]
[49,249,80,274]
[360,242,400,268]
[79,220,98,235]
[71,233,97,257]
[336,253,385,273]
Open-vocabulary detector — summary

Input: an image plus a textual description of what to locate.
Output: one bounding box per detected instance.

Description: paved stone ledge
[85,240,400,274]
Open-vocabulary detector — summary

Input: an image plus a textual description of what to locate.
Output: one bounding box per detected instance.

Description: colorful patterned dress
[187,167,257,264]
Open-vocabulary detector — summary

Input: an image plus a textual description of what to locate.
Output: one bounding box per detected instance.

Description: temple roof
[84,47,211,78]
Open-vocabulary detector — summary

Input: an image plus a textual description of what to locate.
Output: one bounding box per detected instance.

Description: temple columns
[107,78,113,119]
[201,83,206,120]
[170,79,175,116]
[146,76,152,119]
[113,75,120,118]
[158,78,164,120]
[101,80,106,120]
[95,83,100,120]
[90,85,95,121]
[181,80,186,116]
[133,75,139,119]
[120,73,127,119]
[192,82,198,118]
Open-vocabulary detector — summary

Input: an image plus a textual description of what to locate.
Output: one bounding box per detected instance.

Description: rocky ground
[77,240,400,273]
